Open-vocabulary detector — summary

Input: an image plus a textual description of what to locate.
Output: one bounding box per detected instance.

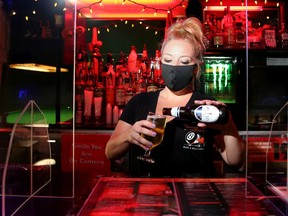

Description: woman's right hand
[127,120,156,151]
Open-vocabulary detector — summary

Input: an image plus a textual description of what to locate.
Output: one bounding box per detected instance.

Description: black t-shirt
[120,90,218,177]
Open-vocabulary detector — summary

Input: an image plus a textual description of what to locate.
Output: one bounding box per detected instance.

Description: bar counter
[2,175,287,215]
[78,177,285,216]
[1,128,287,215]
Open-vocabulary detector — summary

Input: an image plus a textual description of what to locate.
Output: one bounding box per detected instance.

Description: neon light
[209,63,230,91]
[218,64,223,90]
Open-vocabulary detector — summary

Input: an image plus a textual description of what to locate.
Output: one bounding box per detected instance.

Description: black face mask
[161,63,196,92]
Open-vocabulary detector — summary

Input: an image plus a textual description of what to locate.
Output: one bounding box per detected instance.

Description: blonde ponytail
[161,17,206,77]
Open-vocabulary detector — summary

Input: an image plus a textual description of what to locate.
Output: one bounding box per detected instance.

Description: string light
[154,10,157,16]
[11,1,66,18]
[77,0,186,18]
[89,20,165,36]
[10,0,173,37]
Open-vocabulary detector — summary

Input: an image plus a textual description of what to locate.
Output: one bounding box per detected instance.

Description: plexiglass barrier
[245,1,288,214]
[1,100,54,216]
[266,102,288,205]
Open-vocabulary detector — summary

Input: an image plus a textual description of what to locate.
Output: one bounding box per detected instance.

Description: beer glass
[137,112,167,163]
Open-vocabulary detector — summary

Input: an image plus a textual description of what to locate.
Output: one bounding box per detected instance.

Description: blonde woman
[105,17,245,177]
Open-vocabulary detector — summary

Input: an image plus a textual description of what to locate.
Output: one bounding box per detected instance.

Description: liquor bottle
[86,65,94,86]
[94,75,105,98]
[154,49,161,81]
[203,15,212,48]
[75,102,83,125]
[146,66,158,92]
[75,84,84,125]
[282,32,288,49]
[124,73,134,105]
[83,84,94,122]
[227,27,235,47]
[103,53,114,73]
[115,51,126,82]
[106,103,112,128]
[91,45,101,84]
[140,44,148,77]
[127,45,138,74]
[235,22,245,47]
[115,74,125,108]
[221,7,234,47]
[103,53,116,87]
[113,105,119,127]
[162,104,229,124]
[94,77,105,125]
[135,68,147,94]
[76,48,84,85]
[106,72,115,106]
[142,44,148,60]
[213,20,224,48]
[82,48,89,84]
[280,23,288,49]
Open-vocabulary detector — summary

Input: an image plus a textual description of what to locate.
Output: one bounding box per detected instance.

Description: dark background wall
[85,19,165,61]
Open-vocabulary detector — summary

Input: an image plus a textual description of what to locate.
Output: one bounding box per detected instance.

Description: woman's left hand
[193,100,232,131]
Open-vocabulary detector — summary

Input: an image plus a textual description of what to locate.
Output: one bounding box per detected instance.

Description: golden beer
[142,114,166,148]
[137,112,167,163]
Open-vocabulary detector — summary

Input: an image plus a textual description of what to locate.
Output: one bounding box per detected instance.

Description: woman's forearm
[105,121,131,160]
[223,134,245,167]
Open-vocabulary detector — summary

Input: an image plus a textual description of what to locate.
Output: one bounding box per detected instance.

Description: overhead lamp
[9,63,68,73]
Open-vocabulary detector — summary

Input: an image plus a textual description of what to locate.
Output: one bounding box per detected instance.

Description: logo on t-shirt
[183,129,205,150]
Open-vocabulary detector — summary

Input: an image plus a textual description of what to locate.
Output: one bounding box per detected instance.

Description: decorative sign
[248,136,287,162]
[264,29,277,48]
[61,133,111,175]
